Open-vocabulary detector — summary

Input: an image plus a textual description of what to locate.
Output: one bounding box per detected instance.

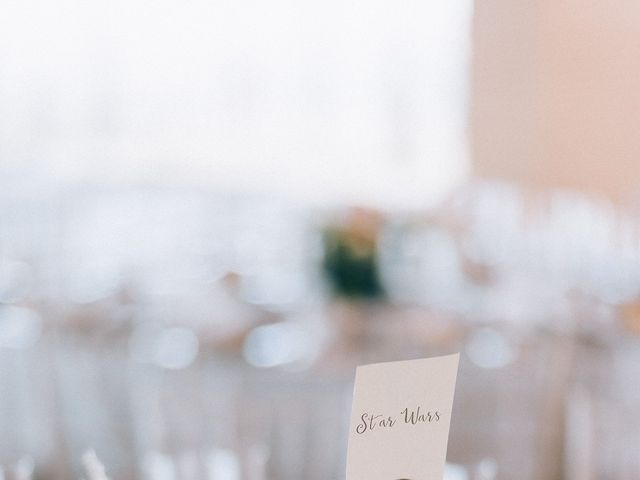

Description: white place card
[346,354,460,480]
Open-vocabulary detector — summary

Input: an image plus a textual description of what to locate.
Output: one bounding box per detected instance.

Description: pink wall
[472,0,640,202]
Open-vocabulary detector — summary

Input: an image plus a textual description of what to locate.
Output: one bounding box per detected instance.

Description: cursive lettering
[355,407,441,435]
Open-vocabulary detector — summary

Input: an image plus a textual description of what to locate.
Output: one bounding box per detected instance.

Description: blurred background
[1,0,640,478]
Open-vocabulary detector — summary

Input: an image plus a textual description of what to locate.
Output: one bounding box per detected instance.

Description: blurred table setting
[1,183,639,480]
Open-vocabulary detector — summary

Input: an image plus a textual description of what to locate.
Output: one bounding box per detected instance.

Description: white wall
[0,0,472,209]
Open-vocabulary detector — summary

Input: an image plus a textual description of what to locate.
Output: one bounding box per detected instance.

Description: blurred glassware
[565,335,640,480]
[449,325,575,480]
